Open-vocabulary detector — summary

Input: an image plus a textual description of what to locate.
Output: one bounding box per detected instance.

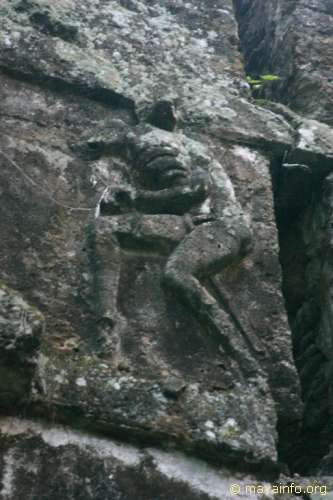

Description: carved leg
[164,221,259,375]
[94,218,122,324]
[92,218,126,359]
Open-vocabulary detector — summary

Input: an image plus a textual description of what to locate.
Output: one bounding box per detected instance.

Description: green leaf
[260,74,281,81]
[253,84,263,90]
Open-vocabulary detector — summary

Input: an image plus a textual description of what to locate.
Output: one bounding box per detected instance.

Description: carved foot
[95,314,127,363]
[201,303,262,378]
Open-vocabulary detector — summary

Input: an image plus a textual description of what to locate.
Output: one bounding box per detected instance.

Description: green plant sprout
[260,74,281,81]
[246,74,281,91]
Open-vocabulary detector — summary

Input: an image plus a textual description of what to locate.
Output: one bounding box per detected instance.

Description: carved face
[140,147,189,189]
[127,127,193,190]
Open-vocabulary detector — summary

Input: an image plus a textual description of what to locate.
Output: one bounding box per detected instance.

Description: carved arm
[100,171,210,216]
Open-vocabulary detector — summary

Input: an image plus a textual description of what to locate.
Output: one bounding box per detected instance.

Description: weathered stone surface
[0,0,318,496]
[0,0,295,149]
[261,101,333,171]
[33,352,278,469]
[235,0,333,125]
[18,117,298,470]
[273,128,333,473]
[291,119,333,168]
[0,2,302,473]
[0,417,309,500]
[247,73,333,475]
[0,283,44,407]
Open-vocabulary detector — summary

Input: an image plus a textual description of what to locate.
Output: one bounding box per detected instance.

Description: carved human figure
[91,125,258,372]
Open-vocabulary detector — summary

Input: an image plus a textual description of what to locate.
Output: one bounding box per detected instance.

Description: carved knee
[163,262,184,291]
[234,217,253,258]
[240,225,253,257]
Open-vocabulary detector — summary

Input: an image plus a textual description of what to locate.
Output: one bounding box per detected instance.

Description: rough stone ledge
[0,416,324,500]
[24,350,280,477]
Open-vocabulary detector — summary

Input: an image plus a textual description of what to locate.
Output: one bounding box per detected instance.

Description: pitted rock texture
[0,0,295,147]
[0,282,43,356]
[1,418,330,499]
[0,0,303,471]
[0,417,309,500]
[0,283,43,407]
[1,0,329,496]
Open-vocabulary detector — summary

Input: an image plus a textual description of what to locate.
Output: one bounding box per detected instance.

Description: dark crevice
[234,0,333,475]
[29,12,79,43]
[271,157,332,474]
[14,0,80,43]
[233,0,299,104]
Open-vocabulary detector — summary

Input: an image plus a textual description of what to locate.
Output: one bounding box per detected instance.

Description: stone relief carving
[89,124,260,373]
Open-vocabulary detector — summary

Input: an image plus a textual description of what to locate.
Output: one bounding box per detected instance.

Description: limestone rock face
[0,0,332,497]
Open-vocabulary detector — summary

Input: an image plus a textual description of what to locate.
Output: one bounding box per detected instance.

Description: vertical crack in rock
[233,0,333,126]
[271,159,329,474]
[234,0,333,475]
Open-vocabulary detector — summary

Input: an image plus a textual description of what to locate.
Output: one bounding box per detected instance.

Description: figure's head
[126,125,210,191]
[136,146,189,190]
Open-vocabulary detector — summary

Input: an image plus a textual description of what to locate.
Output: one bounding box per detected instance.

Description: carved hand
[190,169,211,198]
[100,185,136,215]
